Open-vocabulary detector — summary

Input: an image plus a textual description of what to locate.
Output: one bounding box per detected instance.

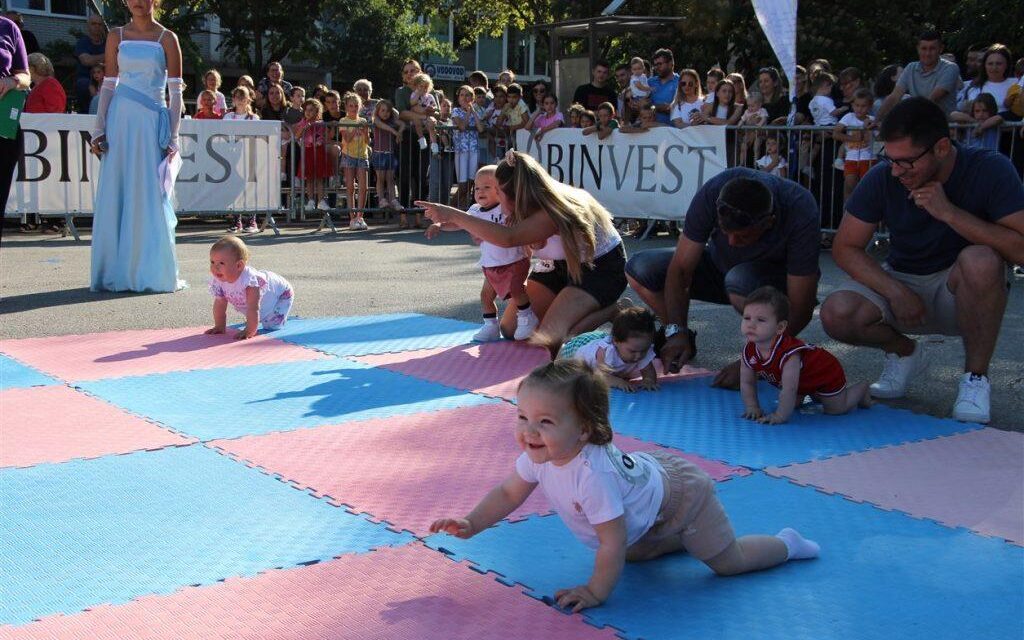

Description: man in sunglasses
[625,168,822,388]
[821,97,1024,424]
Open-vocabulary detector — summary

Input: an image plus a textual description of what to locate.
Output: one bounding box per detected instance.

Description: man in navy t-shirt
[625,167,821,387]
[822,97,1024,424]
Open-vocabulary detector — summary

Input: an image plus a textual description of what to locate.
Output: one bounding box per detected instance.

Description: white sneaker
[430,142,440,154]
[349,219,361,230]
[317,199,330,211]
[418,137,428,150]
[358,219,369,230]
[513,309,539,341]
[869,340,928,399]
[952,373,991,423]
[305,199,316,211]
[473,321,502,342]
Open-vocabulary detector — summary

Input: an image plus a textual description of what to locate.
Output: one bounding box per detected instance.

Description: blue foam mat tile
[0,355,57,390]
[425,474,1023,640]
[608,377,980,468]
[269,313,480,357]
[77,358,499,441]
[0,445,415,625]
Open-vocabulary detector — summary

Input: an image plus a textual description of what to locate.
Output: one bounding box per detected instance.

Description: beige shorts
[832,263,963,336]
[626,451,735,562]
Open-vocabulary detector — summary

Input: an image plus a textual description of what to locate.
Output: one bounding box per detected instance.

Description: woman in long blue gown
[90,1,185,293]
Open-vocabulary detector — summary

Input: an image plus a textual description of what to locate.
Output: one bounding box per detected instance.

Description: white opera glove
[92,77,118,142]
[167,77,184,153]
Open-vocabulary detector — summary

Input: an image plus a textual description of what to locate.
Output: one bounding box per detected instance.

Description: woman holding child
[417,151,626,351]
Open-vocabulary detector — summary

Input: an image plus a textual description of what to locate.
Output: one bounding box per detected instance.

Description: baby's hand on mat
[741,407,763,421]
[429,518,474,539]
[637,379,659,391]
[205,326,225,335]
[554,585,602,613]
[758,412,788,425]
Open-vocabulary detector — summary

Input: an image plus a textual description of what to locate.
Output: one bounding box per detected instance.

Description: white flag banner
[6,115,281,215]
[514,126,727,221]
[752,0,799,103]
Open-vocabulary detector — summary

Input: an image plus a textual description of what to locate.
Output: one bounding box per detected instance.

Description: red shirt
[194,110,223,120]
[743,334,846,396]
[25,76,66,113]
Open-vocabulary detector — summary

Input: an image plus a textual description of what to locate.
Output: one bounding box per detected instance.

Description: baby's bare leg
[818,382,873,415]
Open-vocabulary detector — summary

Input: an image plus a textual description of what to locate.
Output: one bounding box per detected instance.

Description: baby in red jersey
[739,286,872,424]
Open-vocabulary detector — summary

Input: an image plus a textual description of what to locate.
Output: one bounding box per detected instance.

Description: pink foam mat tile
[0,386,195,468]
[354,342,712,401]
[766,428,1024,545]
[210,404,748,536]
[353,341,551,400]
[0,544,621,640]
[0,327,330,382]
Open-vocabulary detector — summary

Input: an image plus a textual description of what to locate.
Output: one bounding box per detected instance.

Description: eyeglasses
[878,143,936,169]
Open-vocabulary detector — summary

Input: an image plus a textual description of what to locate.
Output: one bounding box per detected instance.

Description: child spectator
[809,73,846,125]
[558,306,659,392]
[194,90,222,119]
[410,72,441,153]
[426,95,456,226]
[223,86,258,121]
[206,235,294,339]
[294,98,332,212]
[834,87,877,200]
[701,78,743,125]
[528,94,565,142]
[740,287,871,424]
[620,103,667,132]
[627,56,652,99]
[87,63,104,115]
[580,110,596,128]
[203,69,226,115]
[372,98,404,214]
[452,85,486,209]
[583,102,619,140]
[739,91,768,164]
[503,84,531,145]
[567,102,585,128]
[237,75,255,95]
[289,86,306,112]
[487,84,510,161]
[705,67,725,104]
[224,87,261,232]
[473,86,492,166]
[670,68,706,127]
[426,165,536,341]
[340,91,370,230]
[322,90,343,122]
[431,360,820,613]
[756,136,788,178]
[953,93,1003,150]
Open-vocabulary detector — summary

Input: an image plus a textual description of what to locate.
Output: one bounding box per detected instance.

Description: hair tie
[505,150,516,166]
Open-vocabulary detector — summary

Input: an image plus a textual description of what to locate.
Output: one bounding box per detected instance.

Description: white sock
[776,527,820,561]
[482,317,498,324]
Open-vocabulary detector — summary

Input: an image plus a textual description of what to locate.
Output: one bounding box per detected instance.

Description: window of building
[9,0,88,17]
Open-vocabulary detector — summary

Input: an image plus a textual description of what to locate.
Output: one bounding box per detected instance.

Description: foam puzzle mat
[1,314,1019,639]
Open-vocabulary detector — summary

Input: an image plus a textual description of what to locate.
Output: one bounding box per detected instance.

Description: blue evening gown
[90,39,184,293]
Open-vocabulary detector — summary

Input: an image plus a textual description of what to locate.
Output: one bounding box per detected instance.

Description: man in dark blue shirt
[822,97,1024,424]
[73,14,105,113]
[625,167,822,387]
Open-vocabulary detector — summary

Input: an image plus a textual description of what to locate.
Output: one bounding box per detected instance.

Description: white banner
[752,0,799,103]
[5,115,281,215]
[515,126,727,220]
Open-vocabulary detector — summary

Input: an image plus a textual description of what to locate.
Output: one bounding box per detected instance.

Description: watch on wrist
[664,323,681,338]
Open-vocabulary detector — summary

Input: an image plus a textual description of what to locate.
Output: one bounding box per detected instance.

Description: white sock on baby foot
[776,527,820,560]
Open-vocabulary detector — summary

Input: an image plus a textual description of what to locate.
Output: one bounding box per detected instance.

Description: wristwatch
[664,323,681,338]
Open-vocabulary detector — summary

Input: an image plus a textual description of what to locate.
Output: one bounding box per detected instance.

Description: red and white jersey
[742,334,846,397]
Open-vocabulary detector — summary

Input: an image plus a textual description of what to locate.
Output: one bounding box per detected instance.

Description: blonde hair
[198,89,217,110]
[237,75,255,90]
[211,235,250,263]
[342,91,362,110]
[494,152,614,283]
[727,72,748,103]
[519,361,613,445]
[674,68,704,104]
[413,72,434,93]
[28,52,54,77]
[231,86,254,115]
[204,69,222,89]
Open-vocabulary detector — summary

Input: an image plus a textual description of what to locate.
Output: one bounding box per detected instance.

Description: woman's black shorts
[528,243,627,309]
